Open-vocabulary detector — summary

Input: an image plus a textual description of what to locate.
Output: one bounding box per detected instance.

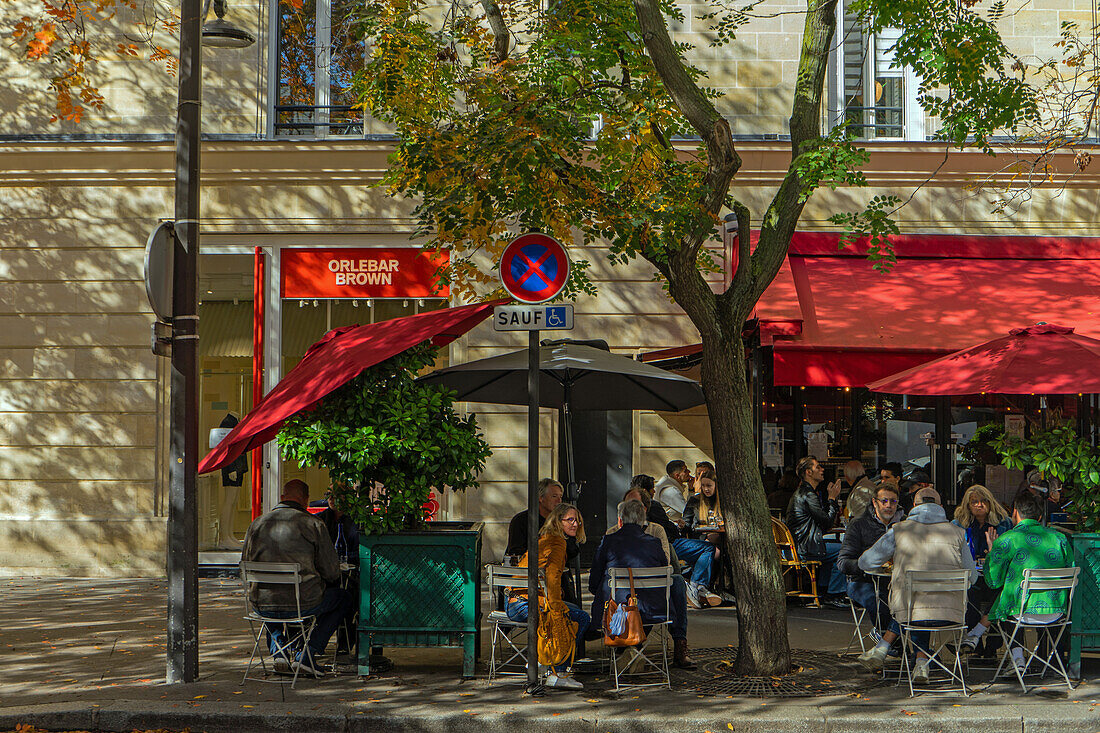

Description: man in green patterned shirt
[984,490,1074,673]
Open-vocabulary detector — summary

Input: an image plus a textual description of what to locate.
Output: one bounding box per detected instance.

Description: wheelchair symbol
[546,308,565,327]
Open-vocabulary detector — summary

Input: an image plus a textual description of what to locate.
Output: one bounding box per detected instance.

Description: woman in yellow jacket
[506,502,590,689]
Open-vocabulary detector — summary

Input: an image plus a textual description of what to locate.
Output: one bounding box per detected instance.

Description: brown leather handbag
[603,568,647,647]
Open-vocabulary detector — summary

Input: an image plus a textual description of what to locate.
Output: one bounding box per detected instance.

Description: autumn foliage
[7,0,178,122]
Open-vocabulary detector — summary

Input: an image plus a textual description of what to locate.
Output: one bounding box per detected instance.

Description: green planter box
[357,521,483,677]
[1069,532,1100,677]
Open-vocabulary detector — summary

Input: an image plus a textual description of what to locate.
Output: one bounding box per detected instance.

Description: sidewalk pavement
[4,576,1100,732]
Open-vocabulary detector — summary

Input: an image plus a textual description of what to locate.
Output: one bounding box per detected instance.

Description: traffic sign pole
[498,233,571,694]
[525,328,541,692]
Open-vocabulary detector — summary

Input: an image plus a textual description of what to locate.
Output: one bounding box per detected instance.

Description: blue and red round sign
[499,233,570,304]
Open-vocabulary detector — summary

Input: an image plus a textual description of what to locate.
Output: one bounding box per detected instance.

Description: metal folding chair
[897,569,971,697]
[846,596,872,655]
[240,561,319,688]
[993,567,1079,693]
[607,566,674,691]
[484,564,544,683]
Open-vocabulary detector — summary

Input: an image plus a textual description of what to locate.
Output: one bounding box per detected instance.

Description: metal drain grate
[675,647,894,698]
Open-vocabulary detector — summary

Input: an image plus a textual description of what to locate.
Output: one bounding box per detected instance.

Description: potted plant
[992,422,1100,676]
[279,341,492,676]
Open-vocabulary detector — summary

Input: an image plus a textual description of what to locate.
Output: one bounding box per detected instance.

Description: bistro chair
[845,596,873,655]
[897,569,970,697]
[606,566,674,691]
[240,561,319,688]
[993,567,1079,693]
[484,564,545,683]
[771,517,821,607]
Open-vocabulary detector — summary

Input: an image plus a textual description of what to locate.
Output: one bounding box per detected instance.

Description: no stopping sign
[499,233,570,304]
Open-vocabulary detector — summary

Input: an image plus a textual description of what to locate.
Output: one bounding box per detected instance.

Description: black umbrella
[419,339,706,412]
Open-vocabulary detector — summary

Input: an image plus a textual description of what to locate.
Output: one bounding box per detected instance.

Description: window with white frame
[272,0,366,137]
[828,1,924,140]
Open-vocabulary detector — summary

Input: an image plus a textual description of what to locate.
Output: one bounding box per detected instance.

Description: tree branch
[478,0,510,63]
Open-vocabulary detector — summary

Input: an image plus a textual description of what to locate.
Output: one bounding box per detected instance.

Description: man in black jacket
[786,455,846,607]
[837,482,904,633]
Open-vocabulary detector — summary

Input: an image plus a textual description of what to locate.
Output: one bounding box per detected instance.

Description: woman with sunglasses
[837,482,905,656]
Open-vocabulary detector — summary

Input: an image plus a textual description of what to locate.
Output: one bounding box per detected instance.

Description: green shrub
[278,341,491,534]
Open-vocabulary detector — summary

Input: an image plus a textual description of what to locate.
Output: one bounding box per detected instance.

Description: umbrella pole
[526,330,542,692]
[560,397,584,661]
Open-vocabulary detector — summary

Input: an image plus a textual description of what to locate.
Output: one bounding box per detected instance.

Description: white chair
[240,561,320,688]
[484,564,544,683]
[897,569,971,697]
[993,567,1079,693]
[845,596,872,655]
[606,566,674,691]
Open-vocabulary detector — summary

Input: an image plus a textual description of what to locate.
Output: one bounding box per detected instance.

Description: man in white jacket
[857,487,977,682]
[654,459,692,523]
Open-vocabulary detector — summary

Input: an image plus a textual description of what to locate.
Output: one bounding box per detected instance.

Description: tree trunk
[700,331,791,676]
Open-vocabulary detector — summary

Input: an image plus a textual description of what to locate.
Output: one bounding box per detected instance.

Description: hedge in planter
[278,341,492,676]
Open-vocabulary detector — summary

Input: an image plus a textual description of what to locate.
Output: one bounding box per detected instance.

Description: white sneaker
[704,590,723,607]
[686,583,704,609]
[545,673,583,689]
[913,661,930,683]
[858,645,888,671]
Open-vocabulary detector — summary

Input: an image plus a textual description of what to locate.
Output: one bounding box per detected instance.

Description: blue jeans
[262,586,355,658]
[847,578,898,635]
[506,597,590,673]
[670,574,688,641]
[809,541,847,596]
[672,538,715,587]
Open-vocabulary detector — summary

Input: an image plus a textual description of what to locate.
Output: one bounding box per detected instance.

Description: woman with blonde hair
[951,484,1013,654]
[952,484,1012,560]
[506,502,590,689]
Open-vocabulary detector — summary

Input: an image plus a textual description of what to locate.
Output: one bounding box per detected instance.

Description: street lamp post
[166,0,253,683]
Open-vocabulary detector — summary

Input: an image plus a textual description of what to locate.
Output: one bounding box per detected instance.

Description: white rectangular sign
[493,304,574,331]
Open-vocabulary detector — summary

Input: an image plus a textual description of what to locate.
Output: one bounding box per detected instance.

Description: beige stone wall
[0,145,170,575]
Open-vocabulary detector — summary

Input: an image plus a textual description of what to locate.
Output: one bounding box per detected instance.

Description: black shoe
[824,596,849,609]
[583,626,604,642]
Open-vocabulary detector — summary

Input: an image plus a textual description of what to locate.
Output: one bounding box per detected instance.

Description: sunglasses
[562,517,581,524]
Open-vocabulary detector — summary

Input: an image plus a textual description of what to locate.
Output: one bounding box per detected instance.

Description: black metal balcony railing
[844,104,904,139]
[274,104,364,136]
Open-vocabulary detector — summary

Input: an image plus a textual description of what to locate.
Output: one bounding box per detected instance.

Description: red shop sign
[280,248,450,299]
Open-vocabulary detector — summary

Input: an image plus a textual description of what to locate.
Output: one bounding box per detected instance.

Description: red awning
[758,233,1100,386]
[641,232,1100,388]
[198,300,505,475]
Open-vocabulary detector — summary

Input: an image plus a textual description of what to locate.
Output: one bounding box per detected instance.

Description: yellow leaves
[27,22,58,59]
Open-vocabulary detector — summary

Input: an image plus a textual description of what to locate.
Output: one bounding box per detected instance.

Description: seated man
[633,473,720,608]
[590,499,695,669]
[242,479,355,677]
[505,478,564,557]
[787,455,847,607]
[842,460,878,522]
[654,459,692,523]
[857,487,977,682]
[838,482,904,636]
[984,490,1074,675]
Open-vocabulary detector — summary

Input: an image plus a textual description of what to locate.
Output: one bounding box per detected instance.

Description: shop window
[274,0,365,137]
[829,1,924,140]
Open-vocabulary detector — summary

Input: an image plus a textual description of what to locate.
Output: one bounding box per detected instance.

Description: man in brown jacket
[856,487,977,682]
[243,479,353,677]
